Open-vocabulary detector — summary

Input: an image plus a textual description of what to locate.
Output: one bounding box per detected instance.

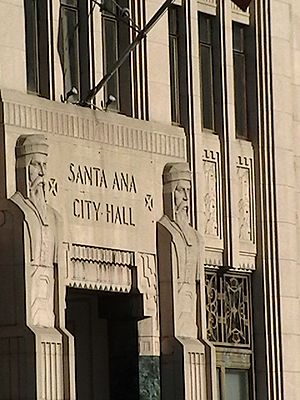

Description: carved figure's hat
[163,162,191,184]
[16,134,48,157]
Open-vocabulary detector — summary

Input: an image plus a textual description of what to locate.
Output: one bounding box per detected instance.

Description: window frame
[59,0,90,103]
[232,21,257,140]
[24,0,50,98]
[168,6,181,125]
[102,0,132,115]
[233,22,248,139]
[216,354,253,400]
[198,12,222,134]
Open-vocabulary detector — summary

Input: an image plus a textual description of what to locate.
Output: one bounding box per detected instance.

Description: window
[102,0,132,115]
[205,270,253,400]
[24,0,50,98]
[199,13,221,133]
[169,6,180,124]
[59,0,90,102]
[168,6,187,125]
[233,23,248,138]
[225,369,249,400]
[233,22,257,139]
[216,365,251,400]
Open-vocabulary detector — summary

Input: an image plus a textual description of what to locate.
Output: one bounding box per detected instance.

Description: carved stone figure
[158,162,202,337]
[11,134,60,327]
[157,162,209,400]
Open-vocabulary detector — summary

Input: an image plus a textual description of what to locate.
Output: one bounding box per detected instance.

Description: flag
[231,0,252,12]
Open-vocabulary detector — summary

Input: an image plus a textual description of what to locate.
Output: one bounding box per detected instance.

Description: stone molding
[137,252,160,356]
[65,243,134,292]
[40,341,64,399]
[231,1,250,24]
[197,0,217,15]
[0,90,186,159]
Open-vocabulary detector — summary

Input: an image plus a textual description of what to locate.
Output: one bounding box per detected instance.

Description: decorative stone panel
[137,252,160,356]
[65,243,134,292]
[237,156,256,270]
[203,150,222,239]
[237,156,255,244]
[203,149,224,267]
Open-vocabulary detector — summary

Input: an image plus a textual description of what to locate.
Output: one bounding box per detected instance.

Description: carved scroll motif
[237,157,254,243]
[205,270,251,346]
[205,272,218,342]
[203,150,221,238]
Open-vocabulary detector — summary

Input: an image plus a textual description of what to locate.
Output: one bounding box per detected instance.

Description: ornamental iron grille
[205,270,251,347]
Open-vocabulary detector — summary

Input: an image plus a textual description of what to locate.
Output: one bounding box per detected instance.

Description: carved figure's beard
[29,176,47,223]
[175,201,189,228]
[175,201,195,246]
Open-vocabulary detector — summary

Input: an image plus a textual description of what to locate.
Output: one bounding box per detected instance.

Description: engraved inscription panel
[46,138,164,253]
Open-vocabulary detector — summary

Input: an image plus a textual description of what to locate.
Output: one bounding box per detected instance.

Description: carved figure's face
[174,180,190,218]
[28,153,47,190]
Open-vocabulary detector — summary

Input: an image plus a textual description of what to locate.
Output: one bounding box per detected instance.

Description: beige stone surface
[0,0,300,398]
[0,1,26,91]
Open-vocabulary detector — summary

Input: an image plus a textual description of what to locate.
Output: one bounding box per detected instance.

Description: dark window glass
[199,13,220,132]
[200,43,214,129]
[103,16,119,110]
[233,23,248,138]
[24,0,50,98]
[102,0,132,114]
[59,0,90,102]
[169,7,181,124]
[61,6,80,101]
[225,369,249,400]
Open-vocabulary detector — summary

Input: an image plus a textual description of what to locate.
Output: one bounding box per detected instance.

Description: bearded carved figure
[158,162,203,338]
[11,134,60,328]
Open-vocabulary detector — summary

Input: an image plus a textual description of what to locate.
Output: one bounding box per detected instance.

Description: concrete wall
[271,1,300,399]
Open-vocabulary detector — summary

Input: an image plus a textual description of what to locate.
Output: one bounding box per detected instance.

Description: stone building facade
[0,0,299,399]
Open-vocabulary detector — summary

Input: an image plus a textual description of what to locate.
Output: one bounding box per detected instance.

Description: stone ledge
[0,89,186,159]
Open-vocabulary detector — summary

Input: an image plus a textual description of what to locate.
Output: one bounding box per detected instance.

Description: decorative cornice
[1,92,186,159]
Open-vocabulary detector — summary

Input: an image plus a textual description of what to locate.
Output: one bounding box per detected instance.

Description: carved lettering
[73,200,135,226]
[73,199,102,221]
[68,163,108,188]
[106,204,135,226]
[68,162,76,182]
[112,172,137,193]
[68,164,139,226]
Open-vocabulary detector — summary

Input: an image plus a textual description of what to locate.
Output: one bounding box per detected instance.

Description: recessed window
[59,0,90,102]
[102,0,132,115]
[233,23,248,138]
[169,6,181,124]
[24,0,50,98]
[199,13,222,133]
